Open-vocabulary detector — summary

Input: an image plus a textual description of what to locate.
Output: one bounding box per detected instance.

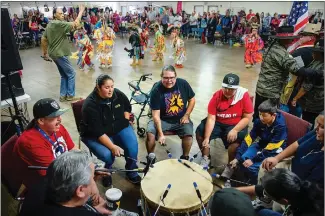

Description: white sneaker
[221,165,234,179]
[251,197,273,210]
[199,156,210,168]
[115,208,139,216]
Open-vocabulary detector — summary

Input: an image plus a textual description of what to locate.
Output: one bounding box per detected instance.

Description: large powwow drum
[141,159,214,216]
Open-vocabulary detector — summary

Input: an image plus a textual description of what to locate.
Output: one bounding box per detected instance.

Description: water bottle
[229,38,233,47]
[224,180,231,188]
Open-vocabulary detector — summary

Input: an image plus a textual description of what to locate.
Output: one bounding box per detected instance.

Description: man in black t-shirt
[146,65,196,160]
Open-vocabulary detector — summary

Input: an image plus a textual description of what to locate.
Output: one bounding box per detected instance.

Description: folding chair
[70,99,92,156]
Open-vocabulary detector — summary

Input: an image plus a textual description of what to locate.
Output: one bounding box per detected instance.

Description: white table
[1,94,31,109]
[1,94,31,121]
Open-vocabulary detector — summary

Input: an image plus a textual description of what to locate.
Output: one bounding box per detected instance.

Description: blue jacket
[292,129,324,186]
[236,112,287,163]
[221,16,231,28]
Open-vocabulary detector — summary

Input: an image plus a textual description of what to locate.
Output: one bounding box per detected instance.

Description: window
[121,6,127,16]
[194,5,204,16]
[208,6,218,13]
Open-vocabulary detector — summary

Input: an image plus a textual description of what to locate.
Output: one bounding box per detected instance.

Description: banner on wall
[177,1,182,14]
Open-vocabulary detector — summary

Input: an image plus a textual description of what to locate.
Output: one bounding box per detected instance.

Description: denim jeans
[53,56,76,97]
[257,209,282,216]
[81,125,139,178]
[239,143,262,184]
[279,103,302,118]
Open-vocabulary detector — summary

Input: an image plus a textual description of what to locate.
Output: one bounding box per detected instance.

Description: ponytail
[25,119,36,130]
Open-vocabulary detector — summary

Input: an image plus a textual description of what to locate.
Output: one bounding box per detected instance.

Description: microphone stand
[2,72,28,137]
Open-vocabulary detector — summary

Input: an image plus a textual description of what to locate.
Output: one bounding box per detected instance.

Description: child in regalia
[244,27,264,68]
[93,17,116,68]
[70,26,94,71]
[140,28,149,51]
[125,26,142,66]
[151,24,166,61]
[170,27,186,68]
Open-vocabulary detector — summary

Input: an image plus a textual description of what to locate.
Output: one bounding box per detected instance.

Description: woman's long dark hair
[261,168,324,216]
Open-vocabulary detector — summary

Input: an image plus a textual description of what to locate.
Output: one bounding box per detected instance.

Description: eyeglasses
[162,77,176,81]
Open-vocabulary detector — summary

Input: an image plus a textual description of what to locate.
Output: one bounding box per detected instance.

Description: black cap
[33,98,69,119]
[222,73,240,89]
[208,188,255,216]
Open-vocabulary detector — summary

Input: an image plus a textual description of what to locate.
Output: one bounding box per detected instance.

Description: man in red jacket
[13,98,77,188]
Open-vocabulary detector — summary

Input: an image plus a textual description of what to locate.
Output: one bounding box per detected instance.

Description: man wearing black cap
[279,23,321,118]
[13,98,77,189]
[288,39,324,126]
[196,73,253,168]
[253,26,322,121]
[208,188,255,216]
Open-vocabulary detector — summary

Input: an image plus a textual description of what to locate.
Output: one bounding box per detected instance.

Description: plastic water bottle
[167,153,172,159]
[229,38,233,47]
[224,180,231,188]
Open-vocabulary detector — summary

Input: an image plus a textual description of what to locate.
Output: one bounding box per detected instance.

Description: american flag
[287,1,309,53]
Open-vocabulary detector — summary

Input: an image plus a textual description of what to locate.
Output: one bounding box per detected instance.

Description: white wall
[2,1,324,18]
[182,1,324,15]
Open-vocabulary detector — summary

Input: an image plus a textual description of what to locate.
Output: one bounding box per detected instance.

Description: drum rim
[140,189,213,214]
[140,159,214,213]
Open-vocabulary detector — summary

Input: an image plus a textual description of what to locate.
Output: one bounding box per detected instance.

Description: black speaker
[1,72,25,100]
[1,8,23,75]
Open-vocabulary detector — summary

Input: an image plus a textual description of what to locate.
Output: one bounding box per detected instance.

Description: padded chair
[70,99,89,150]
[279,110,312,145]
[1,135,27,213]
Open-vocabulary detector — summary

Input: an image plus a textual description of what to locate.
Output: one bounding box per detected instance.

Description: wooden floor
[2,35,261,215]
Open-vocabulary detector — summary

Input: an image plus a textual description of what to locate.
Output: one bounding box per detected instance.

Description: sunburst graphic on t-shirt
[166,93,184,115]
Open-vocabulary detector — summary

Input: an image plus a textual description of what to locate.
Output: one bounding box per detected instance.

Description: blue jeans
[257,209,282,216]
[239,143,262,184]
[53,56,76,97]
[81,125,139,178]
[279,103,302,118]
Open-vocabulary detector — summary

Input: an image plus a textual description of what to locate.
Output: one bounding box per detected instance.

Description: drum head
[141,159,213,213]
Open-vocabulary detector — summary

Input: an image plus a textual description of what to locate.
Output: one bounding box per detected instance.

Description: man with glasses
[196,73,253,168]
[146,65,196,161]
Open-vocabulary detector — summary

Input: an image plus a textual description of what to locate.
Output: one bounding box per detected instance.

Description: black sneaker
[127,175,141,185]
[102,175,112,187]
[180,155,189,160]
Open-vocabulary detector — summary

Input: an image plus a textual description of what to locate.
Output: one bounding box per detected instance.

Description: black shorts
[196,118,248,148]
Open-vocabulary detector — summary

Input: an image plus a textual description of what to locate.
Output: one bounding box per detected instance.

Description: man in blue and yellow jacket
[222,99,288,184]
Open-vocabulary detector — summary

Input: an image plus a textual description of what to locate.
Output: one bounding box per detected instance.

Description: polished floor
[2,35,261,215]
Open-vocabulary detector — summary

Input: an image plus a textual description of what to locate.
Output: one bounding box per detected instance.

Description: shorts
[147,119,194,139]
[195,118,248,148]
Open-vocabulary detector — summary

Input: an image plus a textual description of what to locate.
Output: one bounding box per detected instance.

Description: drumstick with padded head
[192,147,204,159]
[193,182,208,216]
[153,184,172,216]
[211,173,252,186]
[161,143,173,158]
[120,153,138,162]
[177,160,223,189]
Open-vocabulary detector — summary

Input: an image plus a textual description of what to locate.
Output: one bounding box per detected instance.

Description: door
[121,6,127,16]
